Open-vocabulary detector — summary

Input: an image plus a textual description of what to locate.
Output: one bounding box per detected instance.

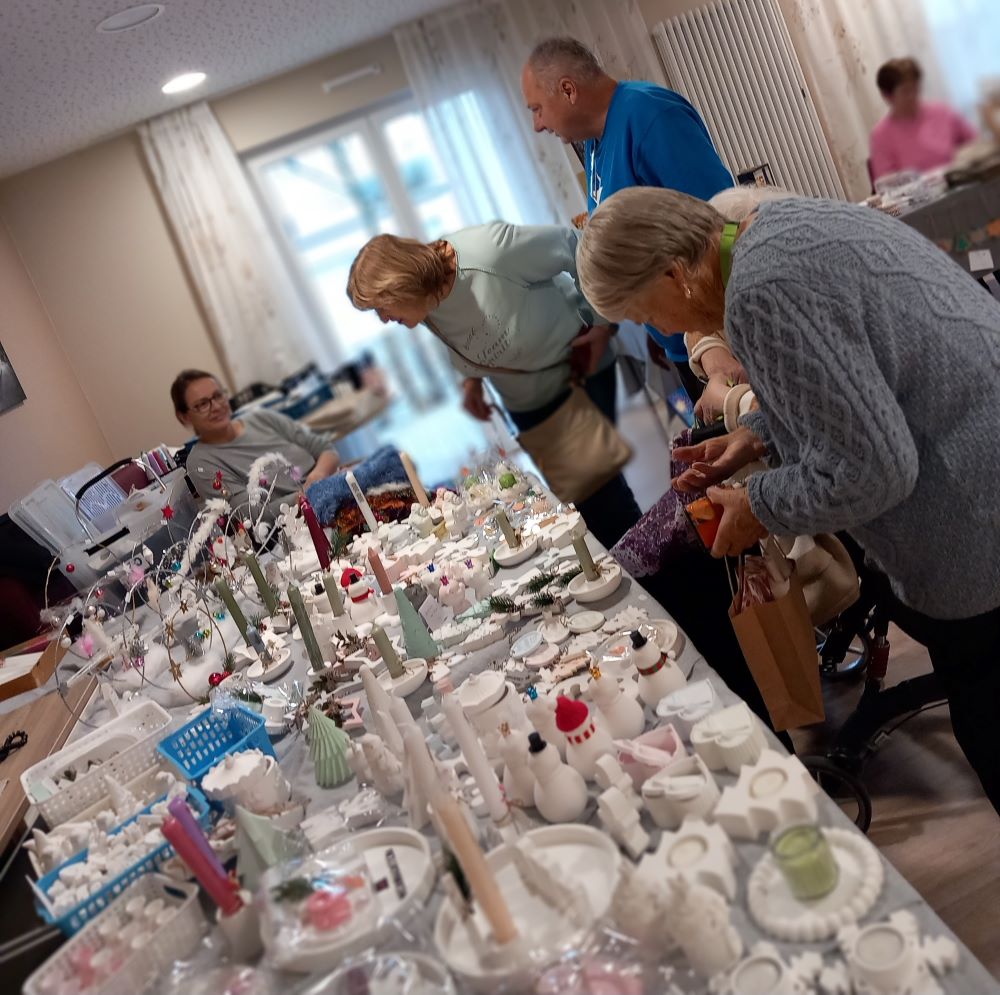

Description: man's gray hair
[527,37,605,89]
[577,187,724,319]
[710,184,796,221]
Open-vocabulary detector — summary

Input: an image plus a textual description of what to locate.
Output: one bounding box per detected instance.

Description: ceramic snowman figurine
[555,696,615,781]
[525,690,567,758]
[342,567,378,625]
[589,667,646,740]
[527,732,588,823]
[630,628,685,708]
[499,727,536,807]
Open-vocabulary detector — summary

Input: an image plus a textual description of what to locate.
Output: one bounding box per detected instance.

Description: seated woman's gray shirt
[187,409,336,520]
[727,198,1000,620]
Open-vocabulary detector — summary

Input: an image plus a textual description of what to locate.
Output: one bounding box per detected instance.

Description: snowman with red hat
[341,567,378,625]
[555,696,615,781]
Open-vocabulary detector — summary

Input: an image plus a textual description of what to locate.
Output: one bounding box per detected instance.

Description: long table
[19,534,1000,991]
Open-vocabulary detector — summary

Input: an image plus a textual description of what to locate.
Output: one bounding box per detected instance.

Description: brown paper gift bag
[729,564,825,731]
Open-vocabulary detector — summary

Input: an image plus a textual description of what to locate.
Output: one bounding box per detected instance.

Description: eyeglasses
[189,390,229,415]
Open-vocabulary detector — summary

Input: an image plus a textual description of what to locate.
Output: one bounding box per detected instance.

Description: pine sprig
[525,571,558,594]
[530,592,556,608]
[488,595,518,614]
[557,566,583,586]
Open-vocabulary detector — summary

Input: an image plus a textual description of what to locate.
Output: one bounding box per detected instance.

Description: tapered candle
[368,547,393,596]
[167,796,228,882]
[214,578,249,642]
[494,509,518,549]
[372,624,404,680]
[572,535,599,582]
[161,814,242,915]
[441,691,508,822]
[243,552,278,615]
[399,451,430,507]
[298,495,331,571]
[360,663,404,756]
[432,790,518,945]
[288,584,325,670]
[346,471,379,533]
[322,570,345,616]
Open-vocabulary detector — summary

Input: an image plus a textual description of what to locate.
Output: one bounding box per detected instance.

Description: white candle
[346,471,379,533]
[441,691,508,823]
[360,663,404,757]
[399,451,430,508]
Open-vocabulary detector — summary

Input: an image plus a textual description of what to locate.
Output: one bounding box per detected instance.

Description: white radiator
[652,0,846,199]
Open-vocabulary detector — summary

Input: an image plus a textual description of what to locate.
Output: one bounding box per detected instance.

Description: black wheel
[801,754,873,834]
[816,625,870,683]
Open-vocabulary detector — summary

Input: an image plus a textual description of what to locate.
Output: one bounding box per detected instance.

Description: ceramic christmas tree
[394,587,440,660]
[630,627,685,708]
[588,665,646,740]
[554,696,615,781]
[527,732,588,823]
[308,707,353,788]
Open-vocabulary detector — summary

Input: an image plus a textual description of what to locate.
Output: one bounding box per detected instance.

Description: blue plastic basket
[35,788,210,935]
[156,704,274,782]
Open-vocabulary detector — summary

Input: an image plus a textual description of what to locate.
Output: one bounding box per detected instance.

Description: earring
[684,285,692,299]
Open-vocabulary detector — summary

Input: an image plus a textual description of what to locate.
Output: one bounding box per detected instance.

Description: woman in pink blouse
[869,58,977,183]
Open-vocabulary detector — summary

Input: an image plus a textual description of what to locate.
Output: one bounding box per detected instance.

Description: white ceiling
[0,0,460,178]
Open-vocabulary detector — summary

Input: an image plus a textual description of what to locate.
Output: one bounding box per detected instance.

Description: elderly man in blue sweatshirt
[522,37,740,401]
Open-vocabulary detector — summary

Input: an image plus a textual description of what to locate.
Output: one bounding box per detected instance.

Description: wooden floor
[617,396,1000,979]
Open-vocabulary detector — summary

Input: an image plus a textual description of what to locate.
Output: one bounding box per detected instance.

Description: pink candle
[368,547,393,595]
[299,494,332,571]
[161,815,242,915]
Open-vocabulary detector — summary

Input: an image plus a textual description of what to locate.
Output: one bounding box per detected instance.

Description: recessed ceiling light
[97,4,164,33]
[162,72,207,95]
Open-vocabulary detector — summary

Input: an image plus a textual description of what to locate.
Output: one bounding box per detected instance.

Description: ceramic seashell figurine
[308,707,354,789]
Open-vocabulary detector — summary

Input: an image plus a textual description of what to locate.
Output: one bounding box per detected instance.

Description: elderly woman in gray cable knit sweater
[577,187,1000,816]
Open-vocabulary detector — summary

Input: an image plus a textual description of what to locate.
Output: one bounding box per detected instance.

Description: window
[248,97,494,485]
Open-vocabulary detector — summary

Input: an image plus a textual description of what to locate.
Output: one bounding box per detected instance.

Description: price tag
[969,249,995,272]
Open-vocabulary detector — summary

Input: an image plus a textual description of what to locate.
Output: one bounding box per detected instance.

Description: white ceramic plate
[537,619,570,645]
[565,610,605,634]
[510,630,544,660]
[523,643,560,669]
[434,824,620,990]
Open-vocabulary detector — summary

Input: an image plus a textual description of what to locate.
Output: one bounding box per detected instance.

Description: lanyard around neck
[720,221,739,288]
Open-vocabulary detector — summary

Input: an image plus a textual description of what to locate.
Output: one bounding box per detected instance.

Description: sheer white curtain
[139,103,335,388]
[394,0,663,227]
[779,0,954,200]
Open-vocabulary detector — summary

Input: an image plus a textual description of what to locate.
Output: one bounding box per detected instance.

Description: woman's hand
[461,378,492,421]
[699,346,747,385]
[672,426,764,492]
[693,374,732,422]
[571,324,615,378]
[707,486,767,558]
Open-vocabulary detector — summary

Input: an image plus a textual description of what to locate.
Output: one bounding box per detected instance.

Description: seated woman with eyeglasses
[170,369,340,521]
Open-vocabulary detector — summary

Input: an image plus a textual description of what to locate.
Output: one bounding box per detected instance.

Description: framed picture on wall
[0,342,26,415]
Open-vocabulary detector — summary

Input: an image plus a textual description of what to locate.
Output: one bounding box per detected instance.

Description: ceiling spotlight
[97,4,164,33]
[162,72,207,95]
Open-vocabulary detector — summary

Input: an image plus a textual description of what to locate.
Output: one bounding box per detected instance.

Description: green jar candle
[770,825,839,901]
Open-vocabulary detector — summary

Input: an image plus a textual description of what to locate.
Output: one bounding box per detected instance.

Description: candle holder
[770,824,838,901]
[566,559,623,604]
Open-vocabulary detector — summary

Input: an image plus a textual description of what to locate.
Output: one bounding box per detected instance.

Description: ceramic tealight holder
[713,750,820,841]
[712,942,824,995]
[656,679,719,741]
[643,816,736,900]
[202,750,292,814]
[377,657,429,699]
[641,753,721,829]
[566,559,623,605]
[493,535,539,568]
[828,910,960,995]
[690,702,767,774]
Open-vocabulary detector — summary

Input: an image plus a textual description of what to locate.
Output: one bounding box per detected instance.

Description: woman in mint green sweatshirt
[347,221,640,549]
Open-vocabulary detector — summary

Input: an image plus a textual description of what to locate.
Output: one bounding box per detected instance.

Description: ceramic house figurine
[499,726,537,807]
[527,732,588,823]
[554,696,614,781]
[630,627,686,708]
[588,666,646,740]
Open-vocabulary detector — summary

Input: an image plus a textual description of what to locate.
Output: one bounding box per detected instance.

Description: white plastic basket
[21,701,173,827]
[24,874,204,995]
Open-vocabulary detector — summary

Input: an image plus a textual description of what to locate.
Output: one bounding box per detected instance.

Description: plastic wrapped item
[305,952,458,995]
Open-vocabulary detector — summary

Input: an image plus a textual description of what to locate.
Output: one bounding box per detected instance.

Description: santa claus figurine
[555,696,614,781]
[341,567,377,624]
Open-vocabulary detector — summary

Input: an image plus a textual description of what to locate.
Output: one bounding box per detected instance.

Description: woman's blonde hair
[577,187,724,319]
[347,234,450,312]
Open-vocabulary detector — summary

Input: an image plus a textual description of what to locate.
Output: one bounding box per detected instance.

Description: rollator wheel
[800,754,873,834]
[816,625,870,683]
